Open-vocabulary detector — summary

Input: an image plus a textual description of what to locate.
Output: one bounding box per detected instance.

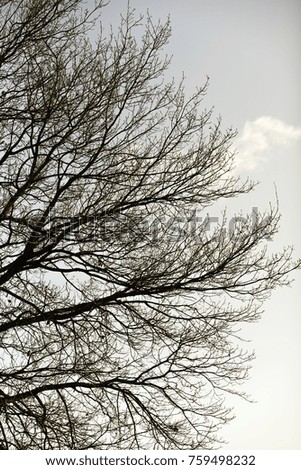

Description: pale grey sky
[98,0,301,449]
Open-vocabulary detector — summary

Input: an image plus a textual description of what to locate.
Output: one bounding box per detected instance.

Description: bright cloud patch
[234,116,301,171]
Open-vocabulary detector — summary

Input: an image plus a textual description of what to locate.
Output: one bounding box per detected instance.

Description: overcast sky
[99,0,301,449]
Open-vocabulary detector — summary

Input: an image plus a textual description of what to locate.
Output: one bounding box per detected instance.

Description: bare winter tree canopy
[0,0,299,450]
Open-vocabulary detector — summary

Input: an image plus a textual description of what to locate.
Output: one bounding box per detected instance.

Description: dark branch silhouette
[0,0,299,450]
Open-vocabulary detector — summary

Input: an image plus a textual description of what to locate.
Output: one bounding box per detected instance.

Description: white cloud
[234,116,301,171]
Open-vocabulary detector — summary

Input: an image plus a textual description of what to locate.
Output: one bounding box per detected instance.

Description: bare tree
[0,0,299,450]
